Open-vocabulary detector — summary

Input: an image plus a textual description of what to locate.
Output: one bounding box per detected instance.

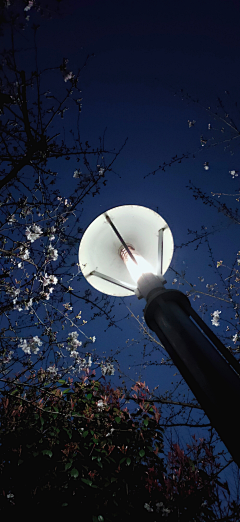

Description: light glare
[121,248,155,283]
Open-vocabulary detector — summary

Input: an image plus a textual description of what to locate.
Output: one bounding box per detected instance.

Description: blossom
[188,120,196,128]
[204,162,209,170]
[229,170,238,178]
[233,333,238,344]
[67,331,82,350]
[42,273,58,286]
[98,168,105,176]
[25,224,43,243]
[48,245,58,261]
[19,247,30,260]
[73,170,82,178]
[70,350,79,358]
[25,298,33,310]
[19,336,42,355]
[6,287,20,299]
[63,302,73,311]
[49,227,56,241]
[101,362,115,376]
[47,365,58,377]
[64,71,74,82]
[24,1,34,11]
[76,355,92,372]
[211,310,221,327]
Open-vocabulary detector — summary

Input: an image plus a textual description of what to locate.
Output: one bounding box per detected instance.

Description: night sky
[2,0,240,499]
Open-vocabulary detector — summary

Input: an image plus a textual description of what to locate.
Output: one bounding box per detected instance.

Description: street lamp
[79,205,240,467]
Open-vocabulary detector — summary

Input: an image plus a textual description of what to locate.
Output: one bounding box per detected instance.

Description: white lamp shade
[79,205,174,296]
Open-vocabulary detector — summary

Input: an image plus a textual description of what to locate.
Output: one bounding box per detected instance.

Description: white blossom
[48,245,58,261]
[64,71,74,82]
[24,1,34,11]
[42,273,58,287]
[67,331,82,350]
[98,168,105,176]
[47,365,58,376]
[106,428,115,437]
[25,224,43,243]
[233,333,239,344]
[6,287,20,298]
[25,298,33,310]
[19,247,30,260]
[144,503,154,512]
[19,336,42,355]
[211,310,221,327]
[97,400,105,411]
[70,350,79,358]
[73,170,82,178]
[229,170,238,178]
[101,362,115,376]
[92,336,96,343]
[49,227,56,241]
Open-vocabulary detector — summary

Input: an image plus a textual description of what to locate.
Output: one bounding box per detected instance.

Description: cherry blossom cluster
[211,310,221,327]
[25,224,43,243]
[18,335,43,355]
[101,362,115,376]
[46,244,58,261]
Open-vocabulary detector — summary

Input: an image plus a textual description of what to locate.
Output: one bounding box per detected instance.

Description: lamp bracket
[87,270,136,293]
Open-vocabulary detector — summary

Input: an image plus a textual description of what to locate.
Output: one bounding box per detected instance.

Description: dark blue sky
[2,0,240,498]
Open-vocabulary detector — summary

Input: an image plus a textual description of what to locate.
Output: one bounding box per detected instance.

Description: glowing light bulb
[120,247,155,283]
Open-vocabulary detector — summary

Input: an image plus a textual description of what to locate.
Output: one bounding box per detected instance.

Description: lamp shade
[79,205,174,296]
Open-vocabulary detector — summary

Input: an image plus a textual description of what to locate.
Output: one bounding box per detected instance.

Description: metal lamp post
[79,205,240,467]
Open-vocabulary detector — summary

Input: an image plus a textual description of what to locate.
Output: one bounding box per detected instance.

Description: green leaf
[58,379,66,384]
[18,459,23,466]
[63,427,72,439]
[81,477,92,486]
[139,449,145,457]
[42,450,53,458]
[126,457,131,466]
[144,418,149,427]
[82,430,88,438]
[70,468,79,478]
[62,388,71,394]
[86,393,92,399]
[98,516,104,522]
[119,457,126,464]
[111,477,117,483]
[40,417,44,426]
[33,452,39,457]
[65,462,72,471]
[115,417,121,423]
[62,503,68,507]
